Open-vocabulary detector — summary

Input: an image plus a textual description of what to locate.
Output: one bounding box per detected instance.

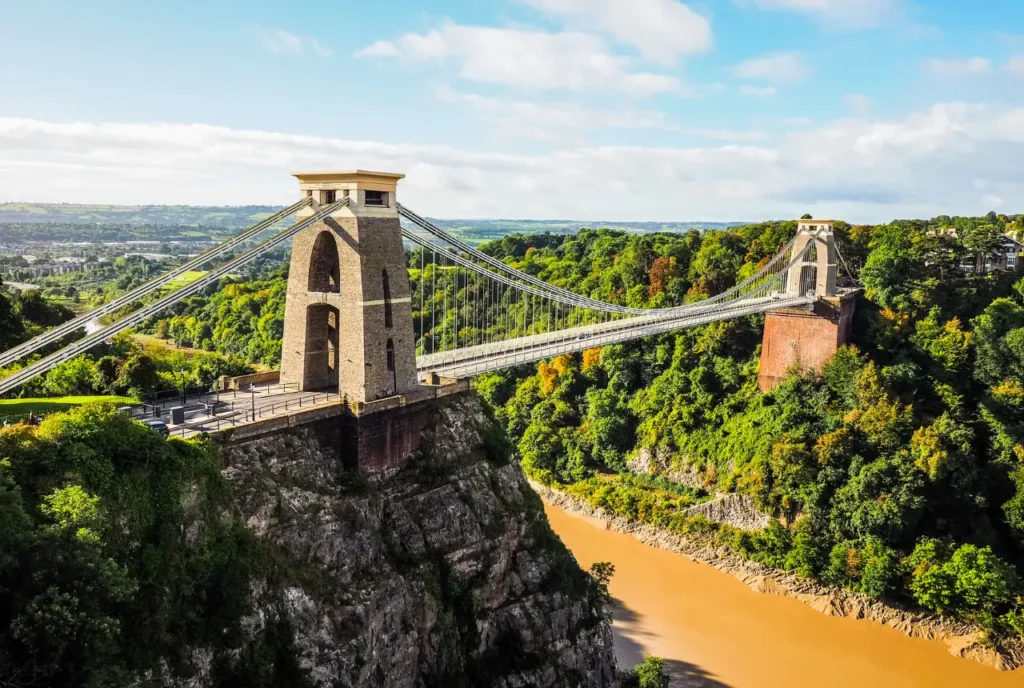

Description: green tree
[42,356,97,396]
[908,540,1018,617]
[972,298,1024,385]
[907,539,956,613]
[114,353,161,395]
[631,655,670,688]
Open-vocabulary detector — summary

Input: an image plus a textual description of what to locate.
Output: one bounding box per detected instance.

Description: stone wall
[196,394,617,687]
[758,294,856,391]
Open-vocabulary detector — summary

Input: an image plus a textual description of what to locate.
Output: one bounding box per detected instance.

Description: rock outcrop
[683,493,772,531]
[184,394,617,687]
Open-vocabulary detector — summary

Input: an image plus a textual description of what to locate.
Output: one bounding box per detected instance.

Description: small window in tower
[386,339,395,372]
[323,190,336,204]
[382,269,394,328]
[365,190,388,207]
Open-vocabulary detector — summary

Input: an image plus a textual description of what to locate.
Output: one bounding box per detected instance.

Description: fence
[168,389,340,437]
[0,381,324,437]
[124,382,300,421]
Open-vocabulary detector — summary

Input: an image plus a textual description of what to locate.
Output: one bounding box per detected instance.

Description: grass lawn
[157,271,207,294]
[0,396,131,419]
[134,271,211,299]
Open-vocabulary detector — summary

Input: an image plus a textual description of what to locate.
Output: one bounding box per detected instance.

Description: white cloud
[750,0,902,30]
[252,27,333,57]
[356,40,403,58]
[520,0,712,64]
[844,93,873,115]
[685,129,768,142]
[437,88,669,137]
[925,57,991,76]
[730,52,809,84]
[355,23,678,96]
[1007,56,1024,76]
[1,104,1023,222]
[740,85,777,96]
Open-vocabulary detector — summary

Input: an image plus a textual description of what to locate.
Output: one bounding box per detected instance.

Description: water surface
[546,503,1024,688]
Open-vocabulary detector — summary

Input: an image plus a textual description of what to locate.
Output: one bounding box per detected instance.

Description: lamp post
[178,369,186,408]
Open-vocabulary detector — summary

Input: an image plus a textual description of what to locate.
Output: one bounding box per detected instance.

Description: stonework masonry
[280,171,418,403]
[758,293,856,391]
[787,223,838,297]
[218,380,471,474]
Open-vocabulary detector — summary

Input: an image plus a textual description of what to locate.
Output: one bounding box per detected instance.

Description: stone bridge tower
[280,170,419,402]
[758,219,855,391]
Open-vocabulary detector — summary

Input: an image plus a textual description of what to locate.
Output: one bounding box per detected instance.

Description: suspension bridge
[0,170,851,451]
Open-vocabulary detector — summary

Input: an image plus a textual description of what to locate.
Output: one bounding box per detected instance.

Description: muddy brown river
[545,503,1024,687]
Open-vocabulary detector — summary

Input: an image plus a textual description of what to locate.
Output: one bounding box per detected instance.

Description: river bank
[533,481,1024,677]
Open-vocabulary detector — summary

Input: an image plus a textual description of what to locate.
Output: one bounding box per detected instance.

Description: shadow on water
[613,598,734,688]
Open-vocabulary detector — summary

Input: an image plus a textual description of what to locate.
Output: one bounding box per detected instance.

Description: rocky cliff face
[200,394,617,687]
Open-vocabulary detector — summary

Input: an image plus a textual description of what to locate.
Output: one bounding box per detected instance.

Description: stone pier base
[758,293,856,392]
[217,381,471,474]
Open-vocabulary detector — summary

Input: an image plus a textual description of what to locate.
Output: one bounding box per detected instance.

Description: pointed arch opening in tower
[302,304,339,390]
[386,338,396,394]
[308,231,340,293]
[382,268,394,328]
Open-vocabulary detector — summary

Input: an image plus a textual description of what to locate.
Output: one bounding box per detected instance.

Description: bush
[908,539,1019,618]
[623,655,670,688]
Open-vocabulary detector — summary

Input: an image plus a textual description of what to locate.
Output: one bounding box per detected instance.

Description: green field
[0,396,132,421]
[157,271,206,293]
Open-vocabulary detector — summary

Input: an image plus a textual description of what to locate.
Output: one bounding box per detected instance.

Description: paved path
[126,383,341,438]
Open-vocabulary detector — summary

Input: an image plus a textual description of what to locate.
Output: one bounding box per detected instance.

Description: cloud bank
[0,103,1021,222]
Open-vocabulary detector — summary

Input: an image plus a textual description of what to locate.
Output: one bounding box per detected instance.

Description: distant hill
[431,218,745,244]
[0,203,747,245]
[0,203,280,228]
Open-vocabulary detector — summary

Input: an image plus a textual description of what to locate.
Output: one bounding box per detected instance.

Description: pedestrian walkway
[124,382,341,438]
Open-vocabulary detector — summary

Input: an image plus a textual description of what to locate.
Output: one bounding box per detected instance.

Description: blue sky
[0,0,1022,222]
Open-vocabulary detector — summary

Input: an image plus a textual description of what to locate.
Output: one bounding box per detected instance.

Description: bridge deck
[417,294,814,379]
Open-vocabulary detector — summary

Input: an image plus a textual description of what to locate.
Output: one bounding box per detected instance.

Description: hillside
[0,203,743,245]
[0,203,280,228]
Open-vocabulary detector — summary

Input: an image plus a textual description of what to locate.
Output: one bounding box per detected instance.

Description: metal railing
[168,389,341,437]
[123,382,301,420]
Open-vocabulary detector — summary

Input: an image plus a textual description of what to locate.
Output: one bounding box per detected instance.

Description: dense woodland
[468,211,1024,641]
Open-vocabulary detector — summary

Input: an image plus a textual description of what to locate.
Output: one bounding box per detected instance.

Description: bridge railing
[167,388,341,438]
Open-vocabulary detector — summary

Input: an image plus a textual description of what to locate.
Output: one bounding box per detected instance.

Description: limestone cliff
[191,394,617,687]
